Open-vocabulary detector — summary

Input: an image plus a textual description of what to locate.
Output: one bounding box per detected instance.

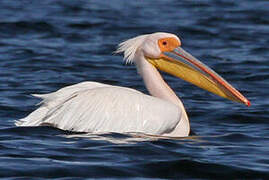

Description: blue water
[0,0,268,179]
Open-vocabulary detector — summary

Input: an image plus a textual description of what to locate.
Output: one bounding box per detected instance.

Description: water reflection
[63,131,202,144]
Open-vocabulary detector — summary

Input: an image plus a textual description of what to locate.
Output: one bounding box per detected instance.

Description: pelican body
[15,32,250,137]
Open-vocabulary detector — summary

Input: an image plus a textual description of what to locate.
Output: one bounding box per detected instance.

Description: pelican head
[116,32,250,106]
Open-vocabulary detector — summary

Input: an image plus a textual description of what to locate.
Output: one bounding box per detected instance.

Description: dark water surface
[0,0,268,179]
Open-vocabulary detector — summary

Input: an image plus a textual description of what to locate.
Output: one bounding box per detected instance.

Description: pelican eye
[158,37,180,52]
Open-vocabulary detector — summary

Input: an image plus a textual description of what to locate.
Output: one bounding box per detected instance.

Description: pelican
[15,32,250,137]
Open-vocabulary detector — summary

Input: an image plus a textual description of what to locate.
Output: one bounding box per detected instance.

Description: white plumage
[16,82,181,135]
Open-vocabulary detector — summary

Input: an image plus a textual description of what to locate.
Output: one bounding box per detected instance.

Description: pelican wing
[32,82,111,108]
[15,82,110,126]
[16,83,181,135]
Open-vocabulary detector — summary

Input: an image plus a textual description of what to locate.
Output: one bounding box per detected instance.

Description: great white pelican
[15,32,250,137]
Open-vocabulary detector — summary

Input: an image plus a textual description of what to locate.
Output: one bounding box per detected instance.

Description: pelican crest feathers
[115,34,147,64]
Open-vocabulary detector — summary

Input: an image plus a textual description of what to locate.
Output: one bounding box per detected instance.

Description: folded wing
[16,82,181,135]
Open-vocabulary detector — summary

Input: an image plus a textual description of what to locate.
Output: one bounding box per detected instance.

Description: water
[0,0,268,179]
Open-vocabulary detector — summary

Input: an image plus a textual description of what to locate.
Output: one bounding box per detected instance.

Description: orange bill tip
[247,100,251,107]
